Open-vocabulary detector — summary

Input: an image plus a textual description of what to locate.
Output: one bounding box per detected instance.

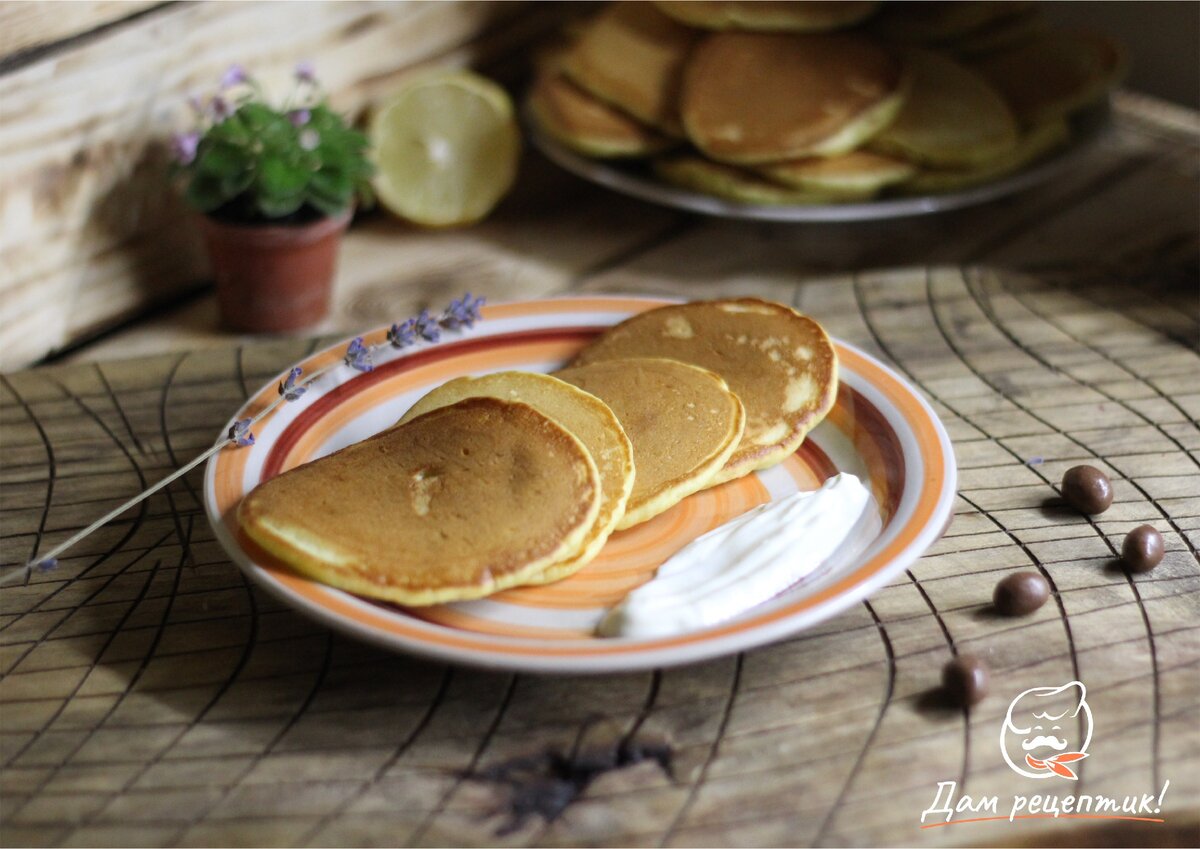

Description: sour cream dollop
[597,473,880,639]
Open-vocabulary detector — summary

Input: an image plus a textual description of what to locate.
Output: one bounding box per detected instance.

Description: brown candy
[1122,525,1164,573]
[1061,465,1113,515]
[994,571,1050,616]
[942,654,989,707]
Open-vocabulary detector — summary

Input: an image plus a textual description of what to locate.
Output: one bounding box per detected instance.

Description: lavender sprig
[4,295,487,588]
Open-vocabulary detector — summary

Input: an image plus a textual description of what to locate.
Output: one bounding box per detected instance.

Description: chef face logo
[1000,681,1092,780]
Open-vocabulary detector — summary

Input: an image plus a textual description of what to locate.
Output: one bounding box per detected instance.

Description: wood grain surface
[0,95,1197,848]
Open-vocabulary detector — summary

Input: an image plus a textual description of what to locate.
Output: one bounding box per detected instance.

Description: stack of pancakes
[527,1,1127,203]
[239,298,838,606]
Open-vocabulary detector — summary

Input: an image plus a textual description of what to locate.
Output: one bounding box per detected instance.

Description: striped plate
[204,297,956,673]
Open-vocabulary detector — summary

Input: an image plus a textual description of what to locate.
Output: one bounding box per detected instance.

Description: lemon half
[370,71,521,227]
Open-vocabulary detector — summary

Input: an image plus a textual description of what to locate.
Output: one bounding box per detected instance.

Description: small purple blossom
[441,293,486,330]
[288,108,311,127]
[299,128,320,151]
[36,557,58,573]
[228,418,256,447]
[1026,457,1044,466]
[388,319,418,348]
[278,367,306,401]
[413,310,441,343]
[344,337,374,372]
[220,63,249,89]
[294,60,317,84]
[170,131,200,165]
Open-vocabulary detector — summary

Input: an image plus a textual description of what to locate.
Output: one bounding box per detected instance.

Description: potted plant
[171,62,373,332]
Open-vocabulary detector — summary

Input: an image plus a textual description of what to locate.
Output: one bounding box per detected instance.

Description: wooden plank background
[0,0,577,371]
[1,92,1198,847]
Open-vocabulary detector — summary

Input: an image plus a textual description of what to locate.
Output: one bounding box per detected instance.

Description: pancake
[397,371,634,584]
[870,48,1018,167]
[899,117,1068,194]
[238,397,601,606]
[681,31,907,163]
[758,150,916,198]
[971,32,1127,126]
[874,1,1032,44]
[556,358,745,529]
[573,299,838,485]
[654,155,844,205]
[947,7,1048,57]
[654,1,880,32]
[562,2,698,136]
[528,72,675,159]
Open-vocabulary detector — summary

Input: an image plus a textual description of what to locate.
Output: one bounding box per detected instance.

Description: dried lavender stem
[1,293,485,589]
[2,439,231,588]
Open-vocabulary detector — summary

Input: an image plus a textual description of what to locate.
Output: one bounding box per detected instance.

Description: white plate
[205,296,957,672]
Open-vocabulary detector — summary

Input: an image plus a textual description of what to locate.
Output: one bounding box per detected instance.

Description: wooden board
[1,267,1198,847]
[1,92,1198,847]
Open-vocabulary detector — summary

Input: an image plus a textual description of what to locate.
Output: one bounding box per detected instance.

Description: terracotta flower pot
[200,210,351,333]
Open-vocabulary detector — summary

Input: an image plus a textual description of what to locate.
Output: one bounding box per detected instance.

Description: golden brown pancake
[238,397,601,606]
[874,1,1032,44]
[528,72,674,159]
[758,150,916,198]
[947,6,1048,57]
[899,117,1068,194]
[562,2,698,136]
[654,155,844,205]
[970,32,1127,126]
[870,48,1018,167]
[397,371,634,584]
[681,31,907,163]
[655,1,879,32]
[556,358,745,529]
[573,299,838,484]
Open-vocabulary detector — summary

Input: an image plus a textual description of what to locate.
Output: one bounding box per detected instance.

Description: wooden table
[1,92,1197,847]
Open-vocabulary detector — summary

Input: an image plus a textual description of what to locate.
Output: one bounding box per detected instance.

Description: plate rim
[524,100,1112,223]
[204,295,957,673]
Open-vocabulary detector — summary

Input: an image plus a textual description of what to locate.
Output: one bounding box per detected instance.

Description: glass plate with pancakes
[525,99,1110,223]
[205,297,957,672]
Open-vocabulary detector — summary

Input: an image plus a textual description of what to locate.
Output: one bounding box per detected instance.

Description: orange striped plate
[204,297,956,672]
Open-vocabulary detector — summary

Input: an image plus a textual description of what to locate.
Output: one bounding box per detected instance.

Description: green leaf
[310,168,351,203]
[197,142,246,179]
[258,156,309,198]
[184,173,227,212]
[307,192,347,217]
[256,192,305,218]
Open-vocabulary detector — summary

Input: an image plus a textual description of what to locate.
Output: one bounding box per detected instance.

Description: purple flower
[441,293,486,329]
[388,319,417,348]
[295,60,317,84]
[220,63,249,89]
[36,557,58,573]
[228,418,256,447]
[413,310,441,343]
[344,337,374,372]
[170,131,200,165]
[288,109,311,127]
[278,366,306,401]
[299,128,320,151]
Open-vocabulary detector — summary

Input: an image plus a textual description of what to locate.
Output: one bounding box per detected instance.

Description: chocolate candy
[1122,525,1164,573]
[994,571,1050,616]
[1061,465,1113,515]
[942,654,989,707]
